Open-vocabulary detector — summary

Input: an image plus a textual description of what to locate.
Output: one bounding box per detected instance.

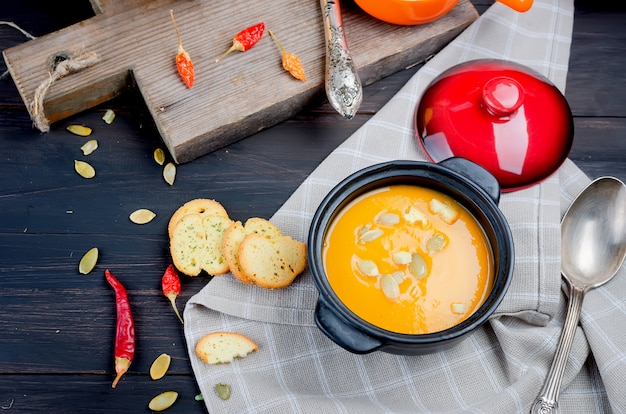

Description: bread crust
[195,332,258,364]
[168,198,229,238]
[222,221,250,284]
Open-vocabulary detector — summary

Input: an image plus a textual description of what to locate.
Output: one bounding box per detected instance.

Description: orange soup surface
[323,184,493,334]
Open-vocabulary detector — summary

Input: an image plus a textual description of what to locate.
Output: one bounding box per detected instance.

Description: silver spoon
[531,176,626,414]
[320,0,363,119]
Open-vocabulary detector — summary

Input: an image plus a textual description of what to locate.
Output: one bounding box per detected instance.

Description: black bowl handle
[440,157,501,204]
[314,299,383,354]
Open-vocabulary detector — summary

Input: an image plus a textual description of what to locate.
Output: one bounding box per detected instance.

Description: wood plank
[3,0,477,163]
[0,375,207,413]
[566,8,626,117]
[568,117,626,182]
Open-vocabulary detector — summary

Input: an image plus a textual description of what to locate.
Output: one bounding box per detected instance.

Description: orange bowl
[354,0,459,25]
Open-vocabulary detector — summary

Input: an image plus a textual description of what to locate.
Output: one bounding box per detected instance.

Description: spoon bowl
[561,177,626,288]
[532,176,626,414]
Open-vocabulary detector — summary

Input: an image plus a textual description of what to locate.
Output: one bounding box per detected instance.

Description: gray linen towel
[184,0,626,412]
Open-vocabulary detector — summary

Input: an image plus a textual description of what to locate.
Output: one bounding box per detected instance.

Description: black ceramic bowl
[308,158,514,355]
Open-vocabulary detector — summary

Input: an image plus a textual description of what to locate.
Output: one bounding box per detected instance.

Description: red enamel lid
[415,59,573,192]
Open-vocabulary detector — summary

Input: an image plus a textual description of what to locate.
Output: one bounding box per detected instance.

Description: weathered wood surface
[1,1,625,413]
[3,0,477,163]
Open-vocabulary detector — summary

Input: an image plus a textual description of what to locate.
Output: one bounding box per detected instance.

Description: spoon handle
[530,285,585,414]
[319,0,363,119]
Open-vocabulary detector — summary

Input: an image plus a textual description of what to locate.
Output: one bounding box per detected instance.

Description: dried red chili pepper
[162,264,183,324]
[169,9,194,88]
[215,22,265,63]
[105,269,135,388]
[268,30,307,82]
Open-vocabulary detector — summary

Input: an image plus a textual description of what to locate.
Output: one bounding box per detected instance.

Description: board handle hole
[48,52,70,71]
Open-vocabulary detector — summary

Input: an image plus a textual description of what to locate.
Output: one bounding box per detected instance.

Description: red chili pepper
[105,269,135,389]
[170,9,194,88]
[162,264,184,324]
[215,22,265,63]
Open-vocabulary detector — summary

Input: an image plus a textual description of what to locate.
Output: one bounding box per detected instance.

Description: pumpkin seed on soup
[356,257,378,277]
[427,233,447,253]
[391,271,407,283]
[408,253,428,279]
[380,274,400,300]
[376,212,400,226]
[74,160,95,178]
[392,251,412,265]
[359,228,383,243]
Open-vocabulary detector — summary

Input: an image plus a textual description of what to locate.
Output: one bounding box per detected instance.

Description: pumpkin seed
[163,162,176,185]
[78,247,98,274]
[215,383,231,401]
[392,251,412,265]
[154,148,166,165]
[408,253,428,279]
[376,212,400,226]
[129,209,156,224]
[359,228,383,243]
[149,353,171,380]
[80,139,98,155]
[74,160,95,178]
[356,258,378,277]
[194,394,204,401]
[380,274,400,300]
[391,271,406,283]
[427,233,447,253]
[148,391,178,411]
[358,223,372,237]
[102,109,115,124]
[66,124,92,136]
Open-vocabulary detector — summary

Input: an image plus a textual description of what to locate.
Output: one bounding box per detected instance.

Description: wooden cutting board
[3,0,477,163]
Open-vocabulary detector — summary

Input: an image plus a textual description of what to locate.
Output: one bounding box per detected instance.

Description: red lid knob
[482,76,524,117]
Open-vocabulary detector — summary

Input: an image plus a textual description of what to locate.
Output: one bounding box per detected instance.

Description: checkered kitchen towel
[184,0,626,412]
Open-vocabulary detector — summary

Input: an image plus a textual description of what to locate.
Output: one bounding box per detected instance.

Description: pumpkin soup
[322,184,493,334]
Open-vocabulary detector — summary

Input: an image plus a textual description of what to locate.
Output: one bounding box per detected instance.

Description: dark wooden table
[1,1,625,413]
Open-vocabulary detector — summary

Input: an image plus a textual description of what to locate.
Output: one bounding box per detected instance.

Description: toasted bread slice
[170,213,232,276]
[195,332,258,364]
[238,233,307,288]
[168,199,229,238]
[222,218,283,284]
